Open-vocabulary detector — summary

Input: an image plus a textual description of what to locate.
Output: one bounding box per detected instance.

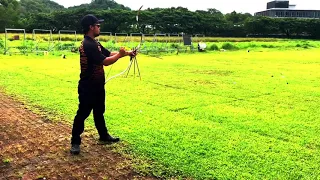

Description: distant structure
[255,0,320,18]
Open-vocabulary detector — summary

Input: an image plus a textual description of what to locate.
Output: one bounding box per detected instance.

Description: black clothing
[71,36,111,145]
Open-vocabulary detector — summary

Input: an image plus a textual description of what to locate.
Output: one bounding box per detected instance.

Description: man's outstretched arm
[110,52,118,56]
[102,53,122,66]
[110,51,133,57]
[103,50,136,66]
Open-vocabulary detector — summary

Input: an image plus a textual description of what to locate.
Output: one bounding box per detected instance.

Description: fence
[0,29,204,55]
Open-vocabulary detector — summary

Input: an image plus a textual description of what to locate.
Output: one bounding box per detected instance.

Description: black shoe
[99,134,120,144]
[70,144,80,155]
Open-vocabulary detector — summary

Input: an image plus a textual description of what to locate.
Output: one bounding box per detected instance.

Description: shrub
[261,44,275,48]
[302,43,314,49]
[170,43,179,49]
[209,43,219,51]
[221,43,238,50]
[248,43,258,48]
[55,42,76,50]
[0,38,4,48]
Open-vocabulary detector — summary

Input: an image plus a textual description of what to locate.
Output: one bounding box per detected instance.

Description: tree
[19,0,64,17]
[305,19,320,38]
[225,11,252,25]
[244,16,280,36]
[0,0,20,30]
[194,10,227,36]
[207,8,223,18]
[0,0,319,39]
[68,0,130,11]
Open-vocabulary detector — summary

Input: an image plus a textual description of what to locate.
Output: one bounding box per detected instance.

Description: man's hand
[128,50,138,57]
[119,47,126,57]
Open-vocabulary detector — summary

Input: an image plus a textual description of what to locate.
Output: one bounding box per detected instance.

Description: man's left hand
[128,50,137,57]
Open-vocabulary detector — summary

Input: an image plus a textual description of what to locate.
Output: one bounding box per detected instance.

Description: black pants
[71,82,109,145]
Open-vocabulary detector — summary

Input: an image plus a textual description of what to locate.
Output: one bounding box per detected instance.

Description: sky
[53,0,320,14]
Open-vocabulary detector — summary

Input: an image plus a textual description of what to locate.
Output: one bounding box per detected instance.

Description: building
[255,0,320,18]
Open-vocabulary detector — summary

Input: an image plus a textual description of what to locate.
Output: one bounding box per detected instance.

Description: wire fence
[0,28,204,55]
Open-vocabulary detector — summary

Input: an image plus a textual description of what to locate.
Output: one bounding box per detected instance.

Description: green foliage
[68,0,131,10]
[1,0,320,39]
[170,43,180,49]
[24,40,35,47]
[55,42,77,51]
[2,35,320,54]
[19,0,64,16]
[0,38,4,48]
[221,42,238,50]
[261,44,275,48]
[208,43,219,51]
[299,42,315,49]
[225,11,252,24]
[0,0,20,30]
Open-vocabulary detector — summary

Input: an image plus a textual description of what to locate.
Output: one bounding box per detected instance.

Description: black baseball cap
[81,14,104,29]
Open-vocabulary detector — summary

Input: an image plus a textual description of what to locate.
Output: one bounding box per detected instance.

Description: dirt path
[0,91,156,180]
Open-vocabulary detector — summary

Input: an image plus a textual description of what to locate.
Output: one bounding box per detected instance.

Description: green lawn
[0,49,320,179]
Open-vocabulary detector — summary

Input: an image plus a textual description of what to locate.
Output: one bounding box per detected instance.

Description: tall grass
[0,33,295,43]
[1,33,320,55]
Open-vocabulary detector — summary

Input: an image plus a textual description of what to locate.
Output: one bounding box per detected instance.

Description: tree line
[1,0,320,39]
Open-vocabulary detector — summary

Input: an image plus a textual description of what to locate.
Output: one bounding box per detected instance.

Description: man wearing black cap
[70,14,136,155]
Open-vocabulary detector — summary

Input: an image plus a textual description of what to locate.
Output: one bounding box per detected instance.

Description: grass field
[0,48,320,179]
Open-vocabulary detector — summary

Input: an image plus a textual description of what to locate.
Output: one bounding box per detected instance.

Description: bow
[136,5,143,46]
[105,5,143,84]
[105,45,141,83]
[105,58,133,83]
[131,5,144,54]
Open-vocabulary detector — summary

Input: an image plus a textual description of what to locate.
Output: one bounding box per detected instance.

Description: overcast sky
[52,0,320,14]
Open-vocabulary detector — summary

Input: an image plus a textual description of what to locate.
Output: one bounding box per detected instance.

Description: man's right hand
[103,47,126,66]
[119,47,126,57]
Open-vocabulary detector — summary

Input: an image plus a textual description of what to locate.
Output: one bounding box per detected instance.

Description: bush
[25,40,35,47]
[248,43,258,48]
[170,43,179,49]
[302,43,314,49]
[55,42,77,51]
[221,43,238,50]
[0,38,4,48]
[208,43,219,51]
[261,44,275,48]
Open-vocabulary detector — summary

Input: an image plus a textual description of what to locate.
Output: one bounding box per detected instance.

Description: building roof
[257,8,320,12]
[272,0,288,1]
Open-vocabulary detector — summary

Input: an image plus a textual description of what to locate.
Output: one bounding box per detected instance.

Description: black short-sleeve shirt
[78,36,111,85]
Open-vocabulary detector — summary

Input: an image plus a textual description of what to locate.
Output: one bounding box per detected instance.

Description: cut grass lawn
[0,49,320,179]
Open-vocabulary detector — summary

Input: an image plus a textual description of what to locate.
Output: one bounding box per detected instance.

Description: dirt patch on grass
[191,70,233,76]
[0,91,156,180]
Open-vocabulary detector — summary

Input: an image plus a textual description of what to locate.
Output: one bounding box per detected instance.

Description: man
[70,14,136,155]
